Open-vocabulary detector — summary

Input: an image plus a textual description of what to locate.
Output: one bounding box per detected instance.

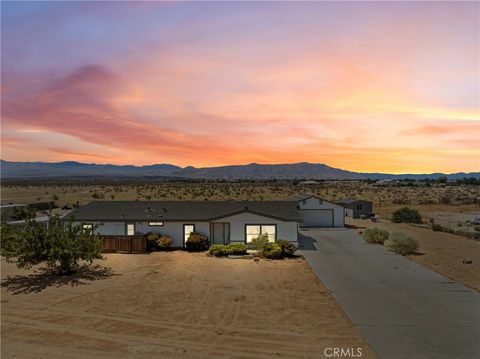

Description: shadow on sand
[297,232,318,251]
[1,264,115,295]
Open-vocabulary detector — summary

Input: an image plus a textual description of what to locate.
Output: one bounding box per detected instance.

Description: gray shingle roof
[67,201,299,222]
[337,198,371,204]
[286,194,313,201]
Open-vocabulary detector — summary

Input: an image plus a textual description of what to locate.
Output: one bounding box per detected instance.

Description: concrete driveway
[299,229,480,359]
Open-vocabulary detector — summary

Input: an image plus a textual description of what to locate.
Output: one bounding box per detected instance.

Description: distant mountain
[0,160,181,178]
[1,160,478,180]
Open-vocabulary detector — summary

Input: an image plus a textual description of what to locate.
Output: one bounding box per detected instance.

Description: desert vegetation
[2,180,478,238]
[0,217,103,275]
[385,233,419,255]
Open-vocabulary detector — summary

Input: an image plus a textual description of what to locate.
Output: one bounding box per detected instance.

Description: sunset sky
[1,1,479,173]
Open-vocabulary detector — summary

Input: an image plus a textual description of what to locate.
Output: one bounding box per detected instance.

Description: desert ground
[348,217,480,291]
[1,252,377,359]
[2,181,478,228]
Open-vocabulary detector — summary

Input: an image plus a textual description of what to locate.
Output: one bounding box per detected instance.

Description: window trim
[82,223,93,234]
[183,224,195,247]
[244,223,277,243]
[125,223,135,236]
[148,221,164,226]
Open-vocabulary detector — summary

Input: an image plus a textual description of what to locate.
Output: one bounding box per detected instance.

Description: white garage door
[300,209,334,227]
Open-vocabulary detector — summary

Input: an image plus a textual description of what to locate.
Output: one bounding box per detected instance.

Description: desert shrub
[262,243,283,259]
[474,225,480,232]
[185,232,210,252]
[145,232,159,250]
[431,223,443,232]
[250,234,269,251]
[225,243,247,255]
[157,235,173,250]
[362,228,389,244]
[276,239,297,256]
[209,244,248,256]
[385,233,419,255]
[392,207,422,224]
[0,217,103,275]
[209,244,227,256]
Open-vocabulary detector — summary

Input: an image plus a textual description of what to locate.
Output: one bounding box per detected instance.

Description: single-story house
[337,198,373,218]
[287,194,345,228]
[67,201,300,247]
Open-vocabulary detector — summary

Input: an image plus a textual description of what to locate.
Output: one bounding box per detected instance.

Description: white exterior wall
[74,221,125,236]
[213,212,298,244]
[75,212,298,246]
[75,221,210,247]
[298,197,345,227]
[136,221,210,247]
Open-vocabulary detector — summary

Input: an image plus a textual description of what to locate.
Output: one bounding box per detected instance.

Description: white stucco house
[288,194,345,228]
[68,201,300,248]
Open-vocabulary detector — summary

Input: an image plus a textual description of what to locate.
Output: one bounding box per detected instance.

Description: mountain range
[1,160,478,180]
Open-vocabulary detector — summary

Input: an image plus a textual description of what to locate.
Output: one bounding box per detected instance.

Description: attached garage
[300,209,334,227]
[288,194,345,228]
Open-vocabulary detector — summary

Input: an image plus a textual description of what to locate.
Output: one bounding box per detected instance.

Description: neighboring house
[287,194,345,228]
[67,201,300,247]
[337,198,373,218]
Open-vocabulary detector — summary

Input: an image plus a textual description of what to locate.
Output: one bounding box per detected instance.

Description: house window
[301,199,307,205]
[148,222,164,226]
[184,224,195,245]
[82,223,93,234]
[357,204,363,210]
[126,223,135,236]
[246,224,276,243]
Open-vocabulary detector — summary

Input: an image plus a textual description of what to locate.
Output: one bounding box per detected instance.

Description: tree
[11,206,36,220]
[0,216,103,275]
[391,207,422,224]
[437,176,448,183]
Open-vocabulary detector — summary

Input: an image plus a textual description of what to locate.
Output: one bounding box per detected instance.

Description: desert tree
[0,216,103,275]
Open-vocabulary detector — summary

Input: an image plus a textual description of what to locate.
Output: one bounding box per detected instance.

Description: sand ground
[1,252,377,359]
[348,218,480,291]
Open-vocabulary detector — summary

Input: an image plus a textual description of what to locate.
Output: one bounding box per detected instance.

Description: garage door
[300,209,334,227]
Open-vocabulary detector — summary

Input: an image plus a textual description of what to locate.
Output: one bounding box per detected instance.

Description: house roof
[66,201,299,222]
[337,198,371,204]
[286,194,313,201]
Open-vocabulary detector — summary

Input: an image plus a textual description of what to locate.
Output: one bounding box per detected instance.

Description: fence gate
[102,236,146,253]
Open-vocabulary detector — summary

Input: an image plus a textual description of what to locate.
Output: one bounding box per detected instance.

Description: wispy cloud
[1,1,479,172]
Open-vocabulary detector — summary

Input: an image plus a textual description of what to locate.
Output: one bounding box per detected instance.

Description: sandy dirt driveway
[347,218,480,291]
[1,252,376,359]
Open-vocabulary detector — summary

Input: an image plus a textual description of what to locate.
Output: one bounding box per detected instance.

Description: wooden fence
[101,235,147,253]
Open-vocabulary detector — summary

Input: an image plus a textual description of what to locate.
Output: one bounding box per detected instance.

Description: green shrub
[392,207,422,224]
[145,232,159,250]
[250,234,269,251]
[385,233,419,255]
[276,239,297,256]
[0,217,102,275]
[185,232,210,252]
[225,243,247,255]
[157,235,173,250]
[362,228,389,244]
[209,243,248,256]
[209,244,227,256]
[262,243,283,259]
[431,223,443,232]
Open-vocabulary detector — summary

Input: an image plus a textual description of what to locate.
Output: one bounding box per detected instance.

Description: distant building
[299,180,319,185]
[287,194,345,227]
[337,198,373,218]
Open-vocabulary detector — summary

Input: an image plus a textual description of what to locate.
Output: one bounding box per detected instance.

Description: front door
[212,222,230,244]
